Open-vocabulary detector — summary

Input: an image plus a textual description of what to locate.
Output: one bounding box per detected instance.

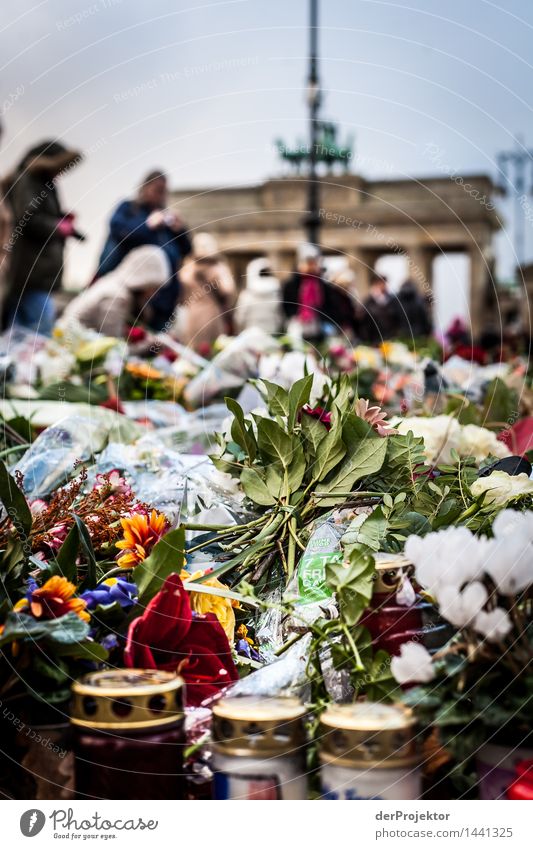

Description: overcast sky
[2,0,532,286]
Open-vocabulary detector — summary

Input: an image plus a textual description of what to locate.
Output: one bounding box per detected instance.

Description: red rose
[124,573,238,706]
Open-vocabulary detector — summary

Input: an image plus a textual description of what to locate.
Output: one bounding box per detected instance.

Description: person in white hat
[234,258,282,335]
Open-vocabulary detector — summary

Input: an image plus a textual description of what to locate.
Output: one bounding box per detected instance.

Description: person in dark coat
[3,140,83,335]
[95,170,191,330]
[360,273,402,343]
[397,279,432,337]
[282,244,346,342]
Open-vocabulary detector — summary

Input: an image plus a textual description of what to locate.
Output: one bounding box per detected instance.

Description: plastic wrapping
[12,413,141,498]
[184,329,279,408]
[224,633,313,700]
[13,416,113,497]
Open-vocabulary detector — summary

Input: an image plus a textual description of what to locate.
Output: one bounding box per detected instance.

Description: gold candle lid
[373,552,413,593]
[318,702,419,768]
[71,669,184,730]
[212,696,307,757]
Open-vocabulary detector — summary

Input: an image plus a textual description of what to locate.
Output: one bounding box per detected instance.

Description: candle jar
[361,552,454,656]
[318,702,421,800]
[71,668,185,800]
[212,696,308,800]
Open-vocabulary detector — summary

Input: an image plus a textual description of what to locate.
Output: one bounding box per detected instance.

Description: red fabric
[124,573,238,706]
[298,275,324,324]
[499,417,533,456]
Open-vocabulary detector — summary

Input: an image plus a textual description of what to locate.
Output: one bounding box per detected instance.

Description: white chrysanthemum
[391,642,435,685]
[471,472,533,507]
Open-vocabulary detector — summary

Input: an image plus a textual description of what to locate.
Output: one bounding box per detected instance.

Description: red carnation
[124,573,238,706]
[300,404,332,429]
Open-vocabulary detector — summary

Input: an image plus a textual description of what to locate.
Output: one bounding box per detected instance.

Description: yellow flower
[126,362,163,381]
[181,570,239,643]
[116,510,168,568]
[14,575,90,623]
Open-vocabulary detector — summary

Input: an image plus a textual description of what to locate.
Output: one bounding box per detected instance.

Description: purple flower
[81,578,137,610]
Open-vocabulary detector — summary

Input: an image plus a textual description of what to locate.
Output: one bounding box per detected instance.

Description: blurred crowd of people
[0,133,477,352]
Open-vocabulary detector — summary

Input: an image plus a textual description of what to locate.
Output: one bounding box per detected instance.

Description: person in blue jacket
[95,170,191,330]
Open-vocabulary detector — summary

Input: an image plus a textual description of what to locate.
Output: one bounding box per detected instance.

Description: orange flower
[14,576,90,622]
[116,510,169,567]
[126,362,163,381]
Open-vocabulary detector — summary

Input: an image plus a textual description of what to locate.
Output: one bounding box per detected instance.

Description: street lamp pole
[497,135,533,270]
[305,0,321,247]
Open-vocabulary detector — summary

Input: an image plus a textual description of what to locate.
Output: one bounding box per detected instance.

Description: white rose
[391,642,435,685]
[458,425,510,464]
[396,415,461,464]
[471,471,533,507]
[435,581,488,628]
[474,608,513,642]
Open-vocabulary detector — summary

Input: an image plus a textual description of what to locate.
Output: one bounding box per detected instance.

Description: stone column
[406,246,433,298]
[350,249,375,299]
[469,245,490,340]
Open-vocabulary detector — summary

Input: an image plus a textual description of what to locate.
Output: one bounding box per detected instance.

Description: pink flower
[47,522,69,551]
[355,398,397,437]
[94,470,132,497]
[29,499,47,517]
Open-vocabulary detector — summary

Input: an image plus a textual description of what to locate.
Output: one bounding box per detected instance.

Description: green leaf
[73,515,98,592]
[257,418,294,469]
[54,523,80,583]
[326,548,375,626]
[0,612,90,647]
[311,414,345,482]
[320,436,387,505]
[55,640,109,662]
[355,506,389,551]
[240,467,276,506]
[288,373,314,429]
[225,397,256,462]
[0,459,32,538]
[257,380,290,417]
[287,443,306,492]
[482,378,517,426]
[134,528,185,604]
[301,414,328,457]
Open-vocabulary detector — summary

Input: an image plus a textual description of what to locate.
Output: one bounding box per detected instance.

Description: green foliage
[134,527,185,603]
[325,547,375,626]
